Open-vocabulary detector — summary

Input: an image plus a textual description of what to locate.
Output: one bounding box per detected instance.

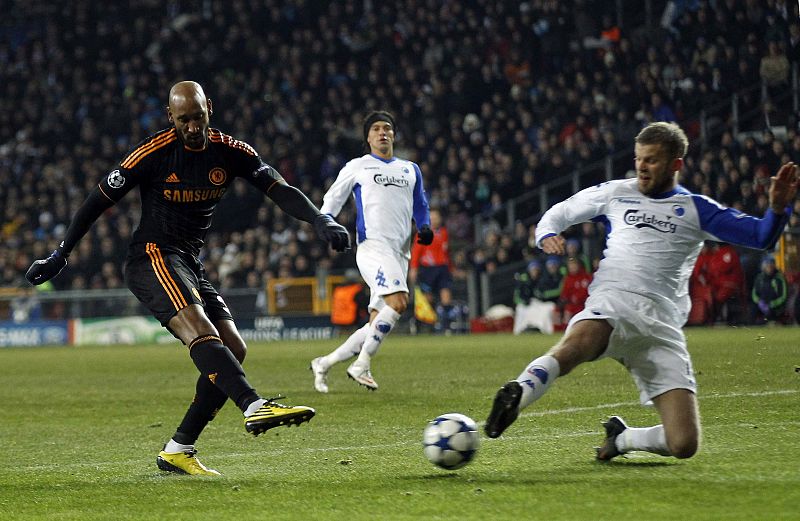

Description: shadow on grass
[594,459,676,468]
[418,473,463,480]
[398,473,550,486]
[397,457,679,486]
[398,471,575,486]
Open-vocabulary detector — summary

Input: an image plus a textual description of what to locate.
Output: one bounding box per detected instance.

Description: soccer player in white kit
[310,111,432,392]
[485,122,798,461]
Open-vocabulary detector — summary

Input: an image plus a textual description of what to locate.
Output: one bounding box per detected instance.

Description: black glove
[313,214,351,252]
[416,225,434,245]
[25,247,68,285]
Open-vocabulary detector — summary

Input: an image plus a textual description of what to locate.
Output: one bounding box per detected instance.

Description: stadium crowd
[1,0,799,323]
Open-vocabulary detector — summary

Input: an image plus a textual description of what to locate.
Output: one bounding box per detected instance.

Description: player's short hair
[635,122,689,160]
[363,110,396,142]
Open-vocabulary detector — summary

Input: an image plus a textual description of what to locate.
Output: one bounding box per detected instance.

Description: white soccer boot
[309,357,329,393]
[346,360,378,391]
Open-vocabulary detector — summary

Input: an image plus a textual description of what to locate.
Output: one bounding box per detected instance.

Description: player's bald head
[167,81,212,149]
[168,81,207,112]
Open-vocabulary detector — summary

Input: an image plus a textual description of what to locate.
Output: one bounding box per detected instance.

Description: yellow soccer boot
[244,397,315,436]
[157,448,221,476]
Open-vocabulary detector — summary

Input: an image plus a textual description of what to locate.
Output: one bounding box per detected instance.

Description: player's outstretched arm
[768,162,799,214]
[25,186,114,285]
[267,182,351,251]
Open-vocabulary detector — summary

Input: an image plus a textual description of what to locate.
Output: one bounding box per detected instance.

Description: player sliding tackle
[485,122,798,461]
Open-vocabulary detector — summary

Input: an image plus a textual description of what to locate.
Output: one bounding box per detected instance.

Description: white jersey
[321,153,430,255]
[536,178,788,324]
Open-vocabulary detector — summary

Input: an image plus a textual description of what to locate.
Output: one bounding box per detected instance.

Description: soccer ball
[422,413,479,470]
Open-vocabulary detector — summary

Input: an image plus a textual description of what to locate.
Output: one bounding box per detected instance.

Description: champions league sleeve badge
[107,170,125,189]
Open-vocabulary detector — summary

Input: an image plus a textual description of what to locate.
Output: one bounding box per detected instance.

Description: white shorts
[567,289,696,404]
[356,239,409,312]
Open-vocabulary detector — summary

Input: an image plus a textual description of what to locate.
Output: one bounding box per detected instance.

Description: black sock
[188,336,259,412]
[172,374,229,445]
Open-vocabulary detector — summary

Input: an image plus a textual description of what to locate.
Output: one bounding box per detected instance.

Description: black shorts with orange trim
[124,242,233,326]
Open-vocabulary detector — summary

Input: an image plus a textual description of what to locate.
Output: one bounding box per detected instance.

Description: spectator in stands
[24,81,350,476]
[513,259,558,335]
[514,260,543,308]
[787,22,800,64]
[650,92,678,123]
[3,0,799,299]
[565,238,592,273]
[539,256,565,306]
[735,180,760,214]
[751,256,789,323]
[785,263,800,325]
[760,40,791,113]
[410,208,455,334]
[579,221,606,269]
[688,242,714,325]
[10,286,42,323]
[708,242,746,325]
[558,257,593,323]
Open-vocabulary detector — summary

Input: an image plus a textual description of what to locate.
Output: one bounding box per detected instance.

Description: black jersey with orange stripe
[100,127,284,256]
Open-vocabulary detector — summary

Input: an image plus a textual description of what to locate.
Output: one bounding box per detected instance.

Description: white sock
[356,306,401,364]
[321,323,369,368]
[243,398,267,417]
[514,355,561,410]
[164,439,193,453]
[616,425,671,456]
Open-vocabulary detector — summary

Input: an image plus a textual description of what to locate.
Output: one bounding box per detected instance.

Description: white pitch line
[14,389,798,472]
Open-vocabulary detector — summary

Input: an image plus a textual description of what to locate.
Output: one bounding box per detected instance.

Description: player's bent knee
[226,338,247,363]
[385,293,409,315]
[669,436,699,459]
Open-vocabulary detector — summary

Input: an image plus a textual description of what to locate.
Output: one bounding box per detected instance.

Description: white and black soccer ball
[422,413,479,470]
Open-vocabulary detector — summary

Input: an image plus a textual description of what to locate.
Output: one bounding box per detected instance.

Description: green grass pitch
[1,327,798,520]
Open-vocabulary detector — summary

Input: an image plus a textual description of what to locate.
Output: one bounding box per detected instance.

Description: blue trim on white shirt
[369,153,396,163]
[354,183,366,243]
[651,184,692,199]
[411,162,430,228]
[692,195,790,249]
[592,215,612,241]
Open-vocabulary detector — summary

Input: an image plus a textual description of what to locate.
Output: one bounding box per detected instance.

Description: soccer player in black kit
[26,81,351,476]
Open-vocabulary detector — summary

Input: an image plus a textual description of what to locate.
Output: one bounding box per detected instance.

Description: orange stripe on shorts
[145,243,187,311]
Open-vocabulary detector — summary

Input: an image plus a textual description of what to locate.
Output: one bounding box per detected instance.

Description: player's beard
[184,131,207,149]
[637,166,675,196]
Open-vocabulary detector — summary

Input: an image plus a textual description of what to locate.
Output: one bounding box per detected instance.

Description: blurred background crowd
[1,0,799,325]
